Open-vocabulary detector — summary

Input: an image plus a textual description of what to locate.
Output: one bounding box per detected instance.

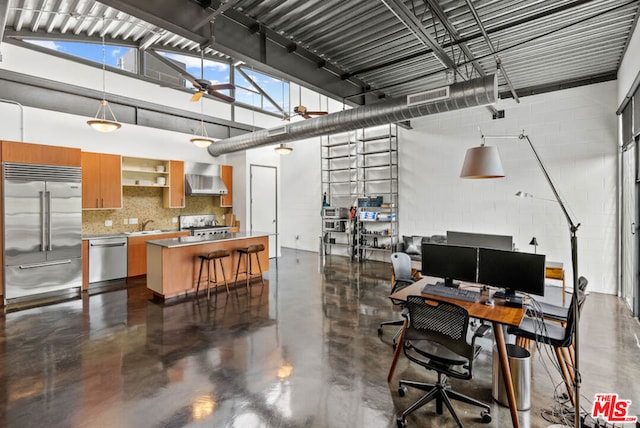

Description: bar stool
[234,244,266,291]
[195,249,231,299]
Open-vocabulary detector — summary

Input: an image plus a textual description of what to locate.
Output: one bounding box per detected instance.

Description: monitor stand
[436,278,459,288]
[493,288,523,307]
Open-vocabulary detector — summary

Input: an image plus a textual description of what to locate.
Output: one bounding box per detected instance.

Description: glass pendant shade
[274,144,293,154]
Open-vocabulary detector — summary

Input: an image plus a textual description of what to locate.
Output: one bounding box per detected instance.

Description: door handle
[46,191,52,251]
[40,191,46,252]
[90,243,127,247]
[272,219,276,223]
[633,222,636,235]
[19,259,72,269]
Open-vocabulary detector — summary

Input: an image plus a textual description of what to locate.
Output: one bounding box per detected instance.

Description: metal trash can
[492,344,531,411]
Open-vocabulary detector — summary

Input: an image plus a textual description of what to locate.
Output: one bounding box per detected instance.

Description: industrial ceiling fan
[182,50,235,104]
[286,90,328,120]
[291,105,328,119]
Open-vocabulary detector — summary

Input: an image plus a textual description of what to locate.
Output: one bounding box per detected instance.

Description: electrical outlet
[172,217,178,223]
[129,218,138,225]
[105,220,113,227]
[124,218,129,225]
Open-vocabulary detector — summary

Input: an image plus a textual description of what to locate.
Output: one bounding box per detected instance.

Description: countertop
[82,230,181,240]
[146,231,272,248]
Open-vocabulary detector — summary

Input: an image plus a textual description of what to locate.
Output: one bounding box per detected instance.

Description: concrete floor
[1,248,639,428]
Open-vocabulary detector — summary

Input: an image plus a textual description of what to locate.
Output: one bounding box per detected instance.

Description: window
[25,40,136,71]
[234,67,289,115]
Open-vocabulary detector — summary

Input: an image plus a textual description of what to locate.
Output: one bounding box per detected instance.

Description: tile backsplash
[82,187,233,235]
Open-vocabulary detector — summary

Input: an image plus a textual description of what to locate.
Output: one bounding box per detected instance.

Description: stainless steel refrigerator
[3,162,82,301]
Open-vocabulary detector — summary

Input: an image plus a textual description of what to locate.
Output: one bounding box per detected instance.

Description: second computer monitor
[446,230,513,251]
[477,247,546,297]
[421,243,478,287]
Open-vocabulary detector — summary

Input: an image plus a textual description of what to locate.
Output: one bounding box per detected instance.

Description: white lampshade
[460,145,505,178]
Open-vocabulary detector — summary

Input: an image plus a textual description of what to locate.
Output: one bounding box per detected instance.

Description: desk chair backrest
[391,252,414,290]
[404,295,475,369]
[558,276,588,347]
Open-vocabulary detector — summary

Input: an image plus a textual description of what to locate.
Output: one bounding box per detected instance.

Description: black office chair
[508,276,588,406]
[378,253,415,344]
[396,295,492,428]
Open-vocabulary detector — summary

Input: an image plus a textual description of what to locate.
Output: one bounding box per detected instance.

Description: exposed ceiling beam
[0,0,10,55]
[380,0,458,73]
[97,0,379,106]
[464,0,519,103]
[347,0,602,79]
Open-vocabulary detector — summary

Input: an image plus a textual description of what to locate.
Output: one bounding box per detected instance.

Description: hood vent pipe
[208,74,497,156]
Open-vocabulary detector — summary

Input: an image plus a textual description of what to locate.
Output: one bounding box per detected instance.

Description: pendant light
[87,19,121,132]
[190,120,215,148]
[274,81,293,154]
[274,143,293,154]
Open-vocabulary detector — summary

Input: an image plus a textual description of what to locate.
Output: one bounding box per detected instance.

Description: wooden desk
[388,277,526,428]
[545,261,565,305]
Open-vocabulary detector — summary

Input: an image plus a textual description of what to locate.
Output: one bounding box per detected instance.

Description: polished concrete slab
[1,248,639,427]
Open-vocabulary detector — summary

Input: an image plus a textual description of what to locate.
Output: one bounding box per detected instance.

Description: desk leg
[387,319,407,383]
[493,322,520,428]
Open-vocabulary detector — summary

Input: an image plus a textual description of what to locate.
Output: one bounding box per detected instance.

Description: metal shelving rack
[355,124,399,261]
[320,124,399,261]
[321,131,357,257]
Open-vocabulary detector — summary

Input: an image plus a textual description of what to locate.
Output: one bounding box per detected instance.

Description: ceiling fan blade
[302,114,312,119]
[191,91,204,102]
[207,90,235,104]
[208,83,235,91]
[306,111,328,116]
[180,71,202,89]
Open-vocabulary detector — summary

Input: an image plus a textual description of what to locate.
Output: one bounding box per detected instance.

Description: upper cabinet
[1,141,81,167]
[220,165,233,207]
[82,152,122,209]
[165,160,185,208]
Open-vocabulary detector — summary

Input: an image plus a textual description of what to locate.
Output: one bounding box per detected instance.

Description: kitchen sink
[125,230,163,236]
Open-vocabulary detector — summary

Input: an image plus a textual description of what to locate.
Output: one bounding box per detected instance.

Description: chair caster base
[398,386,407,397]
[396,417,407,428]
[377,327,383,336]
[481,410,492,423]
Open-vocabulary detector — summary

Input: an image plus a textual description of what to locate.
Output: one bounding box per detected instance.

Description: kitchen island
[146,232,270,300]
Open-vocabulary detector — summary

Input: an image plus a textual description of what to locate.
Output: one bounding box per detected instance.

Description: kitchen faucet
[140,219,154,231]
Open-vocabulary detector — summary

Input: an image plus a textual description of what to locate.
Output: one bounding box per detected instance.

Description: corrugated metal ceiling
[1,0,638,103]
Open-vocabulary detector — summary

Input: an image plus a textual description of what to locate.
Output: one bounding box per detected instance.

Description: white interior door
[250,165,277,258]
[621,142,638,315]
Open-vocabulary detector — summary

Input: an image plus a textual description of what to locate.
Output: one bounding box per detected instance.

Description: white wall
[399,81,618,294]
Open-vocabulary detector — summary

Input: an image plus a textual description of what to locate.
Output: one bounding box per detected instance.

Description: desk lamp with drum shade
[460,130,581,428]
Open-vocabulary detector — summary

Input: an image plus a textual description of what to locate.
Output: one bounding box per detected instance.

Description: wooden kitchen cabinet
[81,152,122,209]
[164,160,185,208]
[127,232,190,277]
[220,164,233,207]
[2,140,81,167]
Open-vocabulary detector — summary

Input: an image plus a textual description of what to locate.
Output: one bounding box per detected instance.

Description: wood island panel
[147,235,269,300]
[127,232,189,277]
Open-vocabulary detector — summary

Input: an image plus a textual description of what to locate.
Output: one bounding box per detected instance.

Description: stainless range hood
[184,162,228,196]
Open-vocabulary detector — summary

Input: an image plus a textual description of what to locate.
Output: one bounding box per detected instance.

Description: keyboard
[421,282,480,303]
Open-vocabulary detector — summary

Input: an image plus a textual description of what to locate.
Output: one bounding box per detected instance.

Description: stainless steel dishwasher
[88,236,128,283]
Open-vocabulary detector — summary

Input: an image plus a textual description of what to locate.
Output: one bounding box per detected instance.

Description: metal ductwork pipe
[208,74,497,156]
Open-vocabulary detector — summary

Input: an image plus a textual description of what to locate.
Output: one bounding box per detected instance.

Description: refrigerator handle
[40,191,46,252]
[46,191,52,251]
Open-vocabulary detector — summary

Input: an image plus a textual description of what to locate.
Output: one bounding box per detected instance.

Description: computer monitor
[477,248,546,297]
[421,243,478,287]
[446,230,513,251]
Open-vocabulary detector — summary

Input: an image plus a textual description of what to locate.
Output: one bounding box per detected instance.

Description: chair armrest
[473,324,491,338]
